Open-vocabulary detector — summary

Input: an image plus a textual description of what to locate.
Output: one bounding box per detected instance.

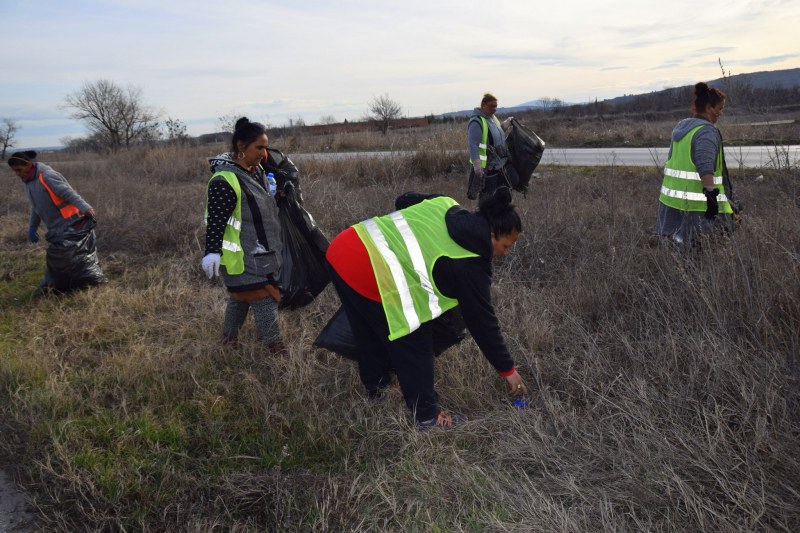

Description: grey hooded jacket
[667,117,722,177]
[24,163,92,242]
[467,108,509,170]
[207,155,282,291]
[655,117,732,241]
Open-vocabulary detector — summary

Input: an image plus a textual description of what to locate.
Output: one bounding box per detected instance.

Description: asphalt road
[539,145,800,168]
[294,145,800,169]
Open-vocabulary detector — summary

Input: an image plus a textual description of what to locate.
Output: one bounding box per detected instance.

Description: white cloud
[2,0,799,147]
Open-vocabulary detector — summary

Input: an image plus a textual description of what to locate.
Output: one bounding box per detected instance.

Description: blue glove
[28,227,40,243]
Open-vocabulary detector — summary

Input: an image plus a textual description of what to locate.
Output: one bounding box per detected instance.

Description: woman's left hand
[505,369,528,397]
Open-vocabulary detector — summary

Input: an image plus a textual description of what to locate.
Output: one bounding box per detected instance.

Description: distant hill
[602,67,800,106]
[439,98,580,119]
[438,68,800,117]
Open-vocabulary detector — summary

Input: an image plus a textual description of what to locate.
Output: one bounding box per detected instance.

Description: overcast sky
[2,0,798,148]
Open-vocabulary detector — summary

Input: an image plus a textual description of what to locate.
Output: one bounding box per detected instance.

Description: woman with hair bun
[656,82,738,245]
[7,150,106,295]
[202,117,286,355]
[324,186,528,429]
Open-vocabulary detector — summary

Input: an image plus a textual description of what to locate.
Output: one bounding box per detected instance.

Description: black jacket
[395,193,514,374]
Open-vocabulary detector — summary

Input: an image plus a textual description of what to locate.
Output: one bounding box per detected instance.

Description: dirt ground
[0,468,32,532]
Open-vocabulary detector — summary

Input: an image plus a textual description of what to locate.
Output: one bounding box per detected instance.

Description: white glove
[202,253,221,279]
[502,116,514,130]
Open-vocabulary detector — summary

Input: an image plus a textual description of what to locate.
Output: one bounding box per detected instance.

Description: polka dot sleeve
[205,179,237,255]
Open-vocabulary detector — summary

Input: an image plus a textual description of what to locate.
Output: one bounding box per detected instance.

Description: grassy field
[1,130,799,531]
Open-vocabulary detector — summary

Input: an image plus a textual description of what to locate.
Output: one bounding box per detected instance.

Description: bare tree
[539,97,564,113]
[164,116,189,144]
[63,80,159,152]
[0,118,20,160]
[286,115,306,129]
[60,134,106,154]
[318,114,337,125]
[216,113,238,135]
[368,94,403,135]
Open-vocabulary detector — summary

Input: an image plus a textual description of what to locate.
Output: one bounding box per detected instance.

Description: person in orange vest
[8,150,106,295]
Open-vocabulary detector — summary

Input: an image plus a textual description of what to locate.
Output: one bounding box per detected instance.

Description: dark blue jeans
[326,263,439,422]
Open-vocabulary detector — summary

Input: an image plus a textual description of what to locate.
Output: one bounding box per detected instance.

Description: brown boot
[267,341,289,357]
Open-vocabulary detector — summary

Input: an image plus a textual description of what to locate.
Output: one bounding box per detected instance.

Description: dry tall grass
[0,138,798,532]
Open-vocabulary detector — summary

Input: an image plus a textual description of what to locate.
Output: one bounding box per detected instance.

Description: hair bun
[234,117,250,131]
[493,186,513,205]
[694,82,709,95]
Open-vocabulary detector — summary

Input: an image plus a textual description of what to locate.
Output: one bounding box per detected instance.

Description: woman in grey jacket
[201,118,286,355]
[466,93,518,199]
[656,82,738,246]
[8,150,106,294]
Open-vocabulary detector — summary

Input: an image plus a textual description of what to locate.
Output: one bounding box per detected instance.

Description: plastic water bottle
[266,172,277,196]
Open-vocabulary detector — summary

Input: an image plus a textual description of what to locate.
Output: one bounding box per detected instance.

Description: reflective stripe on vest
[354,196,478,340]
[468,115,502,169]
[205,171,245,275]
[38,173,80,219]
[659,125,732,214]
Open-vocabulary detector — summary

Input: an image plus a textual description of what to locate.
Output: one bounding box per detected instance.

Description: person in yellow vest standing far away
[202,118,286,356]
[325,186,529,430]
[8,150,106,296]
[466,93,519,200]
[656,82,739,246]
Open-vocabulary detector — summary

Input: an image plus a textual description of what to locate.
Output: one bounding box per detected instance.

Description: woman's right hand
[473,161,484,178]
[505,369,528,397]
[202,253,221,279]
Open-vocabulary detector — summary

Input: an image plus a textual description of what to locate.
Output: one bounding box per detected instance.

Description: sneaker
[416,410,467,430]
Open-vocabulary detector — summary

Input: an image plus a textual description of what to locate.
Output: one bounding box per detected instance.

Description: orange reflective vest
[38,173,80,219]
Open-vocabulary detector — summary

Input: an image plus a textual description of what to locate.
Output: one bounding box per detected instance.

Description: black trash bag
[313,306,467,360]
[277,184,330,309]
[45,217,107,293]
[262,148,303,203]
[506,118,546,194]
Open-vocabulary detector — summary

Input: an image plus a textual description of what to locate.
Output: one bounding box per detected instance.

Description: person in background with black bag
[8,150,106,296]
[201,118,287,356]
[324,187,529,430]
[467,93,519,200]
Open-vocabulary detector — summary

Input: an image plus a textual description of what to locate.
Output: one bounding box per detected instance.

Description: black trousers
[326,263,439,422]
